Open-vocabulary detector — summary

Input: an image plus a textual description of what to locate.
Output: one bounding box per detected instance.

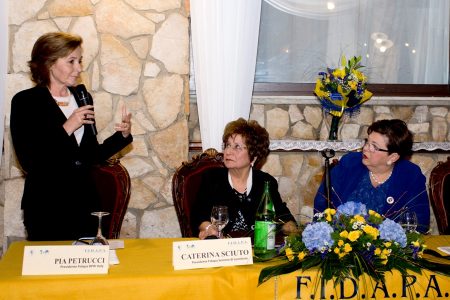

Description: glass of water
[210,206,229,239]
[400,211,418,234]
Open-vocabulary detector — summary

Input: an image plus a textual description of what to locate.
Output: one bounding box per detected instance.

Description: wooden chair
[429,156,450,234]
[172,148,225,237]
[91,159,131,239]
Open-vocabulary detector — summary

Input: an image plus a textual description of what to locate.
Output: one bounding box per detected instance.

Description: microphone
[75,84,97,136]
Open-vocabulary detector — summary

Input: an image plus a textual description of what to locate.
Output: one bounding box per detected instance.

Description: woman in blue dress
[314,119,430,233]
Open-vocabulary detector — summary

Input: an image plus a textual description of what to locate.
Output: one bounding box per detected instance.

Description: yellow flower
[363,225,379,239]
[348,230,361,242]
[384,242,392,248]
[333,68,346,79]
[369,209,381,219]
[285,248,294,261]
[344,243,352,253]
[368,210,382,219]
[338,252,347,259]
[298,252,306,261]
[361,90,373,103]
[374,248,381,255]
[351,215,365,224]
[314,79,329,99]
[412,240,420,248]
[323,208,336,222]
[338,240,344,247]
[340,231,349,239]
[353,69,365,81]
[323,208,336,215]
[334,247,340,254]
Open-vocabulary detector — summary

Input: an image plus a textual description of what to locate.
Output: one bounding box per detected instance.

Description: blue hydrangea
[302,222,334,251]
[336,201,368,217]
[379,218,407,247]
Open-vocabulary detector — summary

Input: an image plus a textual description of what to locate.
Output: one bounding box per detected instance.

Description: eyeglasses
[223,143,247,152]
[363,139,389,153]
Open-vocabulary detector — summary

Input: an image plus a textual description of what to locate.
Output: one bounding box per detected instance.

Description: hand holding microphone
[75,84,97,136]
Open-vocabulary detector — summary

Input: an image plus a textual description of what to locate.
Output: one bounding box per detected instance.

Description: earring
[387,161,392,166]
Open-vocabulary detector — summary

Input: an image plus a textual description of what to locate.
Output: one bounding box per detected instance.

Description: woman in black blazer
[10,32,133,241]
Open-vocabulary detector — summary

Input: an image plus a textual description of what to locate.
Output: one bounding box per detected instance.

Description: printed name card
[172,237,253,270]
[22,245,110,275]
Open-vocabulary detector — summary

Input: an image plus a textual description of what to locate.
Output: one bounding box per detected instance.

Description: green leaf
[341,55,347,67]
[258,261,302,286]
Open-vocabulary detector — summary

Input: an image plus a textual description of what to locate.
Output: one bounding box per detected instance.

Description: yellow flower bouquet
[314,56,373,140]
[258,202,450,291]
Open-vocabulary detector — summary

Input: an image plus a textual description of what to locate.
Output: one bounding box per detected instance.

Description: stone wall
[189,96,450,230]
[2,0,190,255]
[2,1,449,258]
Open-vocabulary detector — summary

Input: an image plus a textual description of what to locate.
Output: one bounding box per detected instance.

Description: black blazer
[191,168,296,237]
[10,85,133,240]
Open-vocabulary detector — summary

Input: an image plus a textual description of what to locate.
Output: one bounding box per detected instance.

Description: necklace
[52,88,71,106]
[55,100,69,106]
[370,170,392,185]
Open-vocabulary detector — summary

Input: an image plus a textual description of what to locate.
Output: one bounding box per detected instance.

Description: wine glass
[400,211,418,234]
[210,206,229,239]
[90,211,110,245]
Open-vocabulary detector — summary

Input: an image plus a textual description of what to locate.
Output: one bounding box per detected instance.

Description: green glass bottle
[254,181,276,258]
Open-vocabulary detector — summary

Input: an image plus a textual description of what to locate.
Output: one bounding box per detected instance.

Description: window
[254,0,450,96]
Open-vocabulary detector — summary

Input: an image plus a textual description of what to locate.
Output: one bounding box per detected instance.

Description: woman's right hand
[198,221,218,239]
[63,105,95,135]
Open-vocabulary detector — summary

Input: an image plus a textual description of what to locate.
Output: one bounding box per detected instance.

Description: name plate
[22,245,109,275]
[172,237,253,270]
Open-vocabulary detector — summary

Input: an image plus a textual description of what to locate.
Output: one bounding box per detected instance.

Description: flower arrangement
[258,202,450,288]
[314,56,373,140]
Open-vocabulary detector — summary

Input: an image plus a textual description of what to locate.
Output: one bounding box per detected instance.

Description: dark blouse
[191,168,296,237]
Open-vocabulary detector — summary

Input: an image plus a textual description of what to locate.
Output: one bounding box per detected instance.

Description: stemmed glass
[211,206,229,239]
[90,211,110,245]
[400,211,418,234]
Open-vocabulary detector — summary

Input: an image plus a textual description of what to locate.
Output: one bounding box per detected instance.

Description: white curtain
[264,0,358,19]
[0,0,7,165]
[190,0,262,151]
[258,0,449,84]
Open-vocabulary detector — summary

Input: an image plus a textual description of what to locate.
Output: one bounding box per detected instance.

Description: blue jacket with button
[314,151,430,233]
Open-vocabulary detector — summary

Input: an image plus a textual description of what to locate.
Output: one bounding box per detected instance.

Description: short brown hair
[222,118,270,168]
[28,32,83,87]
[367,119,413,159]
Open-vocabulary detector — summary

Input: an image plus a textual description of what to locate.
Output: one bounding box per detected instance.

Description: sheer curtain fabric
[258,0,449,84]
[190,0,262,151]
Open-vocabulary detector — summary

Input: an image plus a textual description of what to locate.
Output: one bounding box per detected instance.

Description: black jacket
[191,167,296,237]
[10,85,133,240]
